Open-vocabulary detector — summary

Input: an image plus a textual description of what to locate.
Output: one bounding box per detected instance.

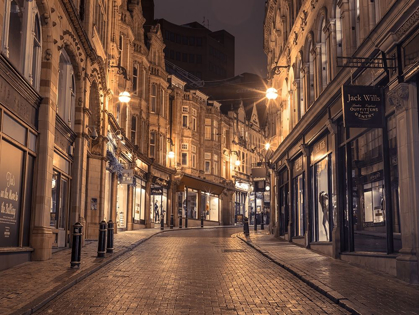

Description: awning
[177,175,225,195]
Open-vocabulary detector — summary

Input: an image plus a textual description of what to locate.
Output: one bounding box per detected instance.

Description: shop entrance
[50,170,70,248]
[150,185,167,224]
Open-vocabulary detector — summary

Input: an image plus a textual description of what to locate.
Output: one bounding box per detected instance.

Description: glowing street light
[265,143,271,151]
[118,91,131,103]
[266,87,278,100]
[168,151,175,159]
[235,160,241,166]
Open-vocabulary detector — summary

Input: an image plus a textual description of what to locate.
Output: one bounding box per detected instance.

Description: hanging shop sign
[120,169,134,185]
[342,85,384,128]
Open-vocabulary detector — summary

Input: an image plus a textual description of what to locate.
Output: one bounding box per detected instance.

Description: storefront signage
[120,169,134,185]
[362,170,384,184]
[151,187,163,195]
[311,137,328,164]
[293,156,303,175]
[251,167,267,180]
[0,142,23,247]
[235,182,249,191]
[153,177,168,187]
[342,85,384,128]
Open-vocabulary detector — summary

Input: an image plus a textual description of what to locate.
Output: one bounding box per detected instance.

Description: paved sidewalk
[0,225,231,315]
[236,230,419,315]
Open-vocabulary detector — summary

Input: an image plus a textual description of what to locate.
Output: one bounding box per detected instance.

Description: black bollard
[170,214,174,229]
[160,215,164,230]
[97,220,107,258]
[106,220,114,253]
[201,213,204,228]
[185,215,188,228]
[179,214,182,228]
[261,211,265,230]
[70,222,83,268]
[243,217,249,236]
[254,213,258,231]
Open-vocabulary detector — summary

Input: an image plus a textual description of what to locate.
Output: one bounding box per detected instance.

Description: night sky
[154,0,267,78]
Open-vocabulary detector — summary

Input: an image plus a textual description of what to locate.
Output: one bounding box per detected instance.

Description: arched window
[308,40,315,106]
[320,18,328,90]
[2,0,42,90]
[298,57,305,118]
[31,13,42,91]
[57,50,76,128]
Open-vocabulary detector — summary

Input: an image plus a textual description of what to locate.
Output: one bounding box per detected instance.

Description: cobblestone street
[36,228,348,315]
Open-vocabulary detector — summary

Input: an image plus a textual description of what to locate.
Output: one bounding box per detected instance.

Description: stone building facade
[264,0,419,283]
[0,0,268,270]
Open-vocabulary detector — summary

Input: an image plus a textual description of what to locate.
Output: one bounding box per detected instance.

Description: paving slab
[236,230,419,315]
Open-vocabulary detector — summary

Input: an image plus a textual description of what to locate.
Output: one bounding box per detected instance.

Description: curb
[14,226,240,315]
[235,233,368,315]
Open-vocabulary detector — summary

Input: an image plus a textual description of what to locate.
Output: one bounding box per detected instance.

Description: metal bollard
[185,215,188,228]
[170,214,174,229]
[97,220,107,258]
[179,214,182,228]
[261,212,265,230]
[201,213,204,228]
[160,215,164,230]
[70,222,83,268]
[243,217,249,236]
[106,220,114,253]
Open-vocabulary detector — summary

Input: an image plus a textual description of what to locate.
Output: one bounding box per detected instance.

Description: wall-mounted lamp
[118,91,131,103]
[269,64,289,79]
[86,125,98,140]
[231,151,241,166]
[167,138,175,159]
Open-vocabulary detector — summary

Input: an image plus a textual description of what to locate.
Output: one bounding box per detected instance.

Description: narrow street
[36,228,348,314]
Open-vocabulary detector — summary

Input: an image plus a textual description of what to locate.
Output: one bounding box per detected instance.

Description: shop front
[310,136,333,243]
[0,55,41,269]
[234,181,250,223]
[177,174,224,226]
[277,167,289,238]
[150,182,168,224]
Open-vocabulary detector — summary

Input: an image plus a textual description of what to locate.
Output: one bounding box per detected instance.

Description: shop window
[293,173,305,237]
[50,170,70,247]
[311,156,331,242]
[3,113,26,146]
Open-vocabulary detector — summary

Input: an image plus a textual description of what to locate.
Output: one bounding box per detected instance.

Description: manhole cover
[223,249,245,253]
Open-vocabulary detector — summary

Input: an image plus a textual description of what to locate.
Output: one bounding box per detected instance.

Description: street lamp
[266,87,278,100]
[118,91,131,103]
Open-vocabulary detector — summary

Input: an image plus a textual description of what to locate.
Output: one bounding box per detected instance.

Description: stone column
[328,20,338,80]
[326,119,340,258]
[388,83,419,284]
[285,159,293,241]
[111,172,118,234]
[145,173,152,228]
[314,44,322,100]
[127,185,133,231]
[338,0,353,57]
[300,144,310,248]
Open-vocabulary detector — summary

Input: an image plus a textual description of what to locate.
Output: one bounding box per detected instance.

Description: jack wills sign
[342,85,384,128]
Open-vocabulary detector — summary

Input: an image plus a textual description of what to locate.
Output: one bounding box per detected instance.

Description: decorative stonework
[395,7,419,39]
[325,118,337,135]
[299,144,309,157]
[300,10,308,32]
[388,83,410,113]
